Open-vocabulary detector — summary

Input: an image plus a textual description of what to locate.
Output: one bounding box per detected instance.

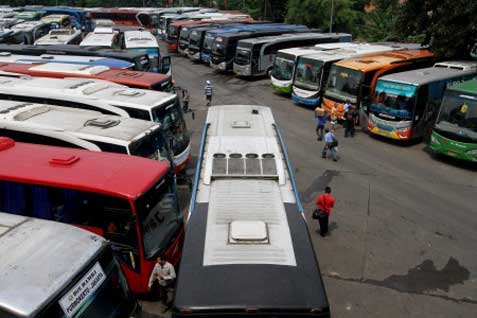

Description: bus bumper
[430,131,477,162]
[174,143,192,173]
[270,78,292,94]
[292,93,320,106]
[233,63,251,76]
[368,115,412,140]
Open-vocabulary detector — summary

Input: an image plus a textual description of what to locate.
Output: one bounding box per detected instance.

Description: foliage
[396,0,477,59]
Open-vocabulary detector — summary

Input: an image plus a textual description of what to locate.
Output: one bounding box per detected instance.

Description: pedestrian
[314,107,328,141]
[322,128,338,161]
[148,257,176,305]
[344,105,358,137]
[182,89,190,113]
[343,100,351,114]
[315,186,335,237]
[204,80,213,106]
[330,103,338,129]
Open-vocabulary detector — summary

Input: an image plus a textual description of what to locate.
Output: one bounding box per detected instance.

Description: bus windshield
[325,65,363,103]
[271,53,295,80]
[370,81,417,120]
[39,247,136,318]
[234,48,250,66]
[203,35,215,52]
[294,57,324,90]
[129,128,169,161]
[169,25,178,38]
[152,99,190,156]
[189,31,200,48]
[136,176,181,259]
[435,92,477,138]
[129,47,159,59]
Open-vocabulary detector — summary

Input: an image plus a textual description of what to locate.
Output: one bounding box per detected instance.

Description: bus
[0,43,159,73]
[0,212,141,318]
[187,25,234,62]
[80,27,121,49]
[123,30,165,73]
[368,63,477,140]
[34,28,83,45]
[5,20,51,45]
[15,10,46,21]
[174,105,329,317]
[0,138,184,294]
[429,79,477,161]
[209,24,310,71]
[0,62,173,92]
[290,43,403,105]
[41,14,72,29]
[0,76,191,173]
[233,32,352,77]
[0,101,172,163]
[320,49,435,121]
[42,7,92,31]
[0,51,135,69]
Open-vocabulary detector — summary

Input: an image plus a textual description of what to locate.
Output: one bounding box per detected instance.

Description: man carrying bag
[314,186,335,237]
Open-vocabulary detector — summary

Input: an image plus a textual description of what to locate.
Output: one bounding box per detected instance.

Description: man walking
[322,128,338,161]
[204,80,213,106]
[314,107,328,141]
[148,257,176,305]
[315,186,335,237]
[344,105,358,137]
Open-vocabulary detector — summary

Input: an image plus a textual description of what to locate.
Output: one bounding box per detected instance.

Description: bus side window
[0,180,27,215]
[86,139,129,154]
[114,105,151,121]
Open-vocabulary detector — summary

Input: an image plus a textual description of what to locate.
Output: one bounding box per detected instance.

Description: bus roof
[334,49,434,72]
[0,75,176,111]
[447,79,477,94]
[0,137,169,199]
[433,60,477,71]
[378,65,477,86]
[0,101,160,145]
[34,28,81,45]
[238,32,350,45]
[41,14,69,23]
[80,32,116,48]
[0,212,106,318]
[124,30,158,48]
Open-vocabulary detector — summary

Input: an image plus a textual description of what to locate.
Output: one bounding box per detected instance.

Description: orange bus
[0,62,173,92]
[320,49,435,121]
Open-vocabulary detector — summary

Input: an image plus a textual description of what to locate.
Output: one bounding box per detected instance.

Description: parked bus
[5,20,51,44]
[0,212,141,317]
[80,27,121,49]
[233,32,352,77]
[15,10,46,21]
[41,14,72,29]
[209,24,310,71]
[43,7,92,31]
[0,138,184,294]
[174,105,329,317]
[289,43,402,105]
[90,8,141,26]
[0,43,160,73]
[123,30,166,73]
[320,49,435,120]
[34,28,83,45]
[187,25,231,62]
[368,63,477,140]
[0,76,191,172]
[430,79,477,161]
[0,62,173,92]
[0,51,135,69]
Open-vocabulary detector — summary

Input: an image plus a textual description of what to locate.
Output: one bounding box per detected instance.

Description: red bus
[0,137,184,295]
[90,9,141,27]
[0,62,173,92]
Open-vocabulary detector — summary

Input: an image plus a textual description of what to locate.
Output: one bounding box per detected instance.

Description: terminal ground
[142,42,477,317]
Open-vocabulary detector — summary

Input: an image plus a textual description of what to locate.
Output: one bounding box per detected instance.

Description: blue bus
[43,7,92,31]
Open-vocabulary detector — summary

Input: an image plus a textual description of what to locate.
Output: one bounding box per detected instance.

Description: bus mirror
[129,251,136,270]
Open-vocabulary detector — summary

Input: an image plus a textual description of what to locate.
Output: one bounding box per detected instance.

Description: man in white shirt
[148,257,176,304]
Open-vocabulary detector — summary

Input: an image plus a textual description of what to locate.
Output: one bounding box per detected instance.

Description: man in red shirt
[315,186,335,237]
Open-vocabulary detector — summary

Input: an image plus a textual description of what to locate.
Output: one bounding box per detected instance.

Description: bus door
[410,85,430,138]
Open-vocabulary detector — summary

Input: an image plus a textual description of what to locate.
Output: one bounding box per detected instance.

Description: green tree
[360,0,399,41]
[396,0,477,58]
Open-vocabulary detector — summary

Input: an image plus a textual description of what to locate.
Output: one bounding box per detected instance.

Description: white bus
[123,30,165,73]
[174,105,329,317]
[291,43,407,106]
[0,75,191,172]
[270,43,359,94]
[34,28,83,45]
[234,32,352,77]
[80,27,120,49]
[0,212,141,318]
[5,20,51,44]
[0,100,171,162]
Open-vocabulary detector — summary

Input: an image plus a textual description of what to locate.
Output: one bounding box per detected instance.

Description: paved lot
[143,43,477,317]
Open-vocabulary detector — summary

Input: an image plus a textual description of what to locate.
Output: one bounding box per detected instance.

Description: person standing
[148,257,176,305]
[314,107,328,141]
[182,89,190,113]
[344,105,358,137]
[315,186,335,237]
[204,80,213,106]
[322,128,338,161]
[330,104,338,129]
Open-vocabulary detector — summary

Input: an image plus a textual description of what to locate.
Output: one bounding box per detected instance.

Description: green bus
[430,79,477,162]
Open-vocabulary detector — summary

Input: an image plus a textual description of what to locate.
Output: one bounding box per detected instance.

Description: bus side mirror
[160,56,172,75]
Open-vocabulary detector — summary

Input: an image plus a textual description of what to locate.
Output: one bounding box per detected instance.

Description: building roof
[0,137,168,199]
[0,213,106,318]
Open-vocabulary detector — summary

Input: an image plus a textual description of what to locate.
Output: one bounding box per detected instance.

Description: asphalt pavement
[143,42,477,318]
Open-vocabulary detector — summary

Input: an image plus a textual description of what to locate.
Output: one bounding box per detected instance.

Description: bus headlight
[466,149,477,156]
[430,134,440,145]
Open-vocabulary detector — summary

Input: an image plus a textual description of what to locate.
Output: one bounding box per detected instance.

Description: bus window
[87,139,129,154]
[0,181,26,214]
